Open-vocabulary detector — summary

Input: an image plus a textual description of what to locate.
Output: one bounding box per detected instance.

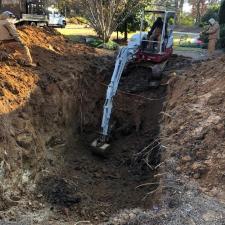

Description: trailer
[0,0,66,27]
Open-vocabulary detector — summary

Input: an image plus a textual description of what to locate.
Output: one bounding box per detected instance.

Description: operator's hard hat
[209,18,216,25]
[0,11,14,20]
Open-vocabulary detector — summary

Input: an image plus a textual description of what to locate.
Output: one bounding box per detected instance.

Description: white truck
[0,0,66,28]
[48,8,66,28]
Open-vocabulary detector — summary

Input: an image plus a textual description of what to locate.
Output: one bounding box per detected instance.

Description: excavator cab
[134,10,176,64]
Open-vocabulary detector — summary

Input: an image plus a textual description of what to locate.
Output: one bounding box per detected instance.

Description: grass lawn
[57,24,204,53]
[57,24,127,42]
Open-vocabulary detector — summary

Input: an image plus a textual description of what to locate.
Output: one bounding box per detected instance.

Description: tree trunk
[179,0,184,14]
[175,0,179,24]
[196,0,201,24]
[124,21,128,41]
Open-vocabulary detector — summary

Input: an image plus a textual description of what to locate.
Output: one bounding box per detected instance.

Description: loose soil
[162,55,225,200]
[0,26,172,224]
[1,25,224,225]
[104,56,225,225]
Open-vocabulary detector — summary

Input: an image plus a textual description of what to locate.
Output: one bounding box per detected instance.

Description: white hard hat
[209,18,216,25]
[0,11,14,20]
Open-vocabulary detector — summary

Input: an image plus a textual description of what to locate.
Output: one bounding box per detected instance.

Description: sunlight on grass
[57,24,135,42]
[58,25,202,52]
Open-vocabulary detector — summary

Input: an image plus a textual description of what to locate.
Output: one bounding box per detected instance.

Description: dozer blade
[151,60,168,79]
[91,139,111,156]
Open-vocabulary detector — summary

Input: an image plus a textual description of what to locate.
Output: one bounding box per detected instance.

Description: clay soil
[101,56,225,225]
[0,26,171,225]
[1,26,225,225]
[163,55,225,201]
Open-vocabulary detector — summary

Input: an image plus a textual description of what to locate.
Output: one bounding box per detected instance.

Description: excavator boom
[91,46,135,153]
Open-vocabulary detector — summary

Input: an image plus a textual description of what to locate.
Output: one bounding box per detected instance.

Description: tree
[201,4,219,24]
[219,0,225,24]
[153,0,184,23]
[79,0,144,43]
[117,13,140,40]
[189,0,207,24]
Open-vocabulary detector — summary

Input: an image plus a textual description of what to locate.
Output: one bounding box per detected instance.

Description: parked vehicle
[48,8,66,28]
[0,0,66,28]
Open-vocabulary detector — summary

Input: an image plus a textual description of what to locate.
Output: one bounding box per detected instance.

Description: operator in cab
[147,17,167,51]
[0,11,36,67]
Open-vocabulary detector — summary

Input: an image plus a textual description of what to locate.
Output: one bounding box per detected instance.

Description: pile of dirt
[0,26,168,224]
[163,56,225,200]
[102,56,225,225]
[0,26,114,222]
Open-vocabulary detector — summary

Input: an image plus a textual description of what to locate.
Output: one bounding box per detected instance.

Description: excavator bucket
[91,139,111,156]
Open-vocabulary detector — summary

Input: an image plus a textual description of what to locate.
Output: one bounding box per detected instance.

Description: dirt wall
[0,26,163,224]
[0,26,113,215]
[102,57,225,225]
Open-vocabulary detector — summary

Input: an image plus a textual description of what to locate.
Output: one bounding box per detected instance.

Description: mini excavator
[91,8,176,154]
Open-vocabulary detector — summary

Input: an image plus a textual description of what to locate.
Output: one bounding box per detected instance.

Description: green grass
[58,24,203,51]
[57,26,96,42]
[58,24,207,59]
[57,24,127,43]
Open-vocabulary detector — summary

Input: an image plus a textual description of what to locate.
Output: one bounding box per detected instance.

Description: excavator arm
[91,46,135,152]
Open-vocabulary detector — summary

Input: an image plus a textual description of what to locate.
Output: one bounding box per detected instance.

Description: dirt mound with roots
[0,26,113,222]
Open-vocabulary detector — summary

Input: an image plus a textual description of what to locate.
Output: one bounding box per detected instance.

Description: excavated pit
[0,26,194,224]
[34,55,193,224]
[35,74,167,224]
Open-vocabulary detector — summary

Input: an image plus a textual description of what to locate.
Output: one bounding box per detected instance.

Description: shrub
[219,0,225,48]
[219,24,225,48]
[179,15,195,26]
[219,0,225,24]
[86,37,119,50]
[201,5,219,24]
[68,17,88,25]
